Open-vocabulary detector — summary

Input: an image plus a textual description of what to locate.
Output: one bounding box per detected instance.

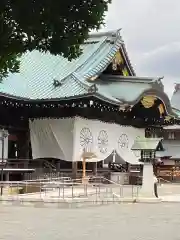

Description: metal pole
[71,183,74,199]
[0,133,5,196]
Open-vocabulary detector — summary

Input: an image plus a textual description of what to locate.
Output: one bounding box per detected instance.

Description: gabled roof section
[89,75,172,113]
[0,29,133,102]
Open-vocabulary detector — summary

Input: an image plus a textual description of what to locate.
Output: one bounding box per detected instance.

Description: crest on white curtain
[98,130,109,154]
[80,127,93,153]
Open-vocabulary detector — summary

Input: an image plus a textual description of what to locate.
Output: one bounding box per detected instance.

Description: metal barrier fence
[24,176,72,183]
[0,176,140,204]
[26,170,112,182]
[0,176,176,208]
[158,177,172,184]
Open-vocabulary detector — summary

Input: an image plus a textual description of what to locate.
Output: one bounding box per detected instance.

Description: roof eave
[0,91,121,106]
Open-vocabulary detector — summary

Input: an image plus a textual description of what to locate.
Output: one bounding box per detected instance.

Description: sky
[103,0,180,98]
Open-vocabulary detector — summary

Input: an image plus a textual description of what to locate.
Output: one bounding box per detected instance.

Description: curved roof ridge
[120,76,154,81]
[72,73,121,105]
[100,75,160,82]
[71,73,90,91]
[89,29,121,39]
[71,73,121,105]
[59,36,109,85]
[72,37,109,75]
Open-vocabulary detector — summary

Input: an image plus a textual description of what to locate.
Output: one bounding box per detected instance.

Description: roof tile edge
[88,29,122,39]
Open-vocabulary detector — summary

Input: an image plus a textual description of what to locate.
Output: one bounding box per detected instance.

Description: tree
[0,0,111,80]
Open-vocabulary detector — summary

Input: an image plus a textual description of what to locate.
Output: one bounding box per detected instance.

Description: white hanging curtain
[29,118,74,161]
[29,117,144,164]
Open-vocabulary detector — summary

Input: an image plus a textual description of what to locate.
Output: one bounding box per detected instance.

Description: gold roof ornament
[141,95,156,108]
[165,116,171,121]
[158,103,165,116]
[112,50,124,71]
[113,51,124,65]
[119,103,129,111]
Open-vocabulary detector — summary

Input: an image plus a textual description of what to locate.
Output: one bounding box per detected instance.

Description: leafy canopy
[0,0,111,79]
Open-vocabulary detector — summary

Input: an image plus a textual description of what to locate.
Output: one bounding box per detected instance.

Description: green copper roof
[93,75,172,109]
[0,29,127,101]
[96,77,151,102]
[131,138,163,151]
[0,29,172,112]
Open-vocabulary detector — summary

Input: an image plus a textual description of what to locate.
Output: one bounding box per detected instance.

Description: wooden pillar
[82,158,89,185]
[126,162,130,172]
[17,130,30,160]
[82,158,86,178]
[6,172,9,181]
[25,131,30,159]
[72,161,77,179]
[92,162,97,175]
[57,161,61,172]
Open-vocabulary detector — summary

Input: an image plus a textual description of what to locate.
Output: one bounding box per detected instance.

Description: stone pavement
[0,203,180,240]
[161,194,180,202]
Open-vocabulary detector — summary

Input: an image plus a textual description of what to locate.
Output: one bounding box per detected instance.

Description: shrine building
[0,29,177,180]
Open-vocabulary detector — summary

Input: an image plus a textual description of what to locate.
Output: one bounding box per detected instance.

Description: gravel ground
[0,203,180,240]
[0,184,180,240]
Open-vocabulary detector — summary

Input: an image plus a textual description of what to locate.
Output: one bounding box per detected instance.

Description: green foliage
[0,0,111,80]
[0,54,20,80]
